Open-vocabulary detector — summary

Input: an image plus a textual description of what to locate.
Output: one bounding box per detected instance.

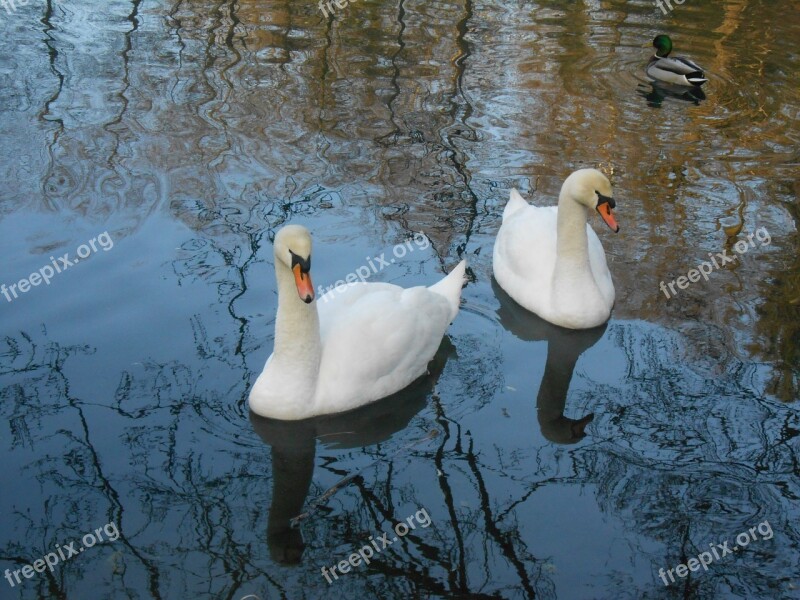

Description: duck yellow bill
[292,264,315,303]
[597,203,619,232]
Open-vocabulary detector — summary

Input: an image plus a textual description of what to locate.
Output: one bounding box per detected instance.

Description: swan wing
[493,205,558,313]
[314,282,455,412]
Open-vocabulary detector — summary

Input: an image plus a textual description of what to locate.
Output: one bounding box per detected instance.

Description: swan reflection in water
[493,279,606,444]
[249,337,455,564]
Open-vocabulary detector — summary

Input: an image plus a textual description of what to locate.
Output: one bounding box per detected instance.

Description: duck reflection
[249,338,455,564]
[637,81,706,107]
[493,279,606,444]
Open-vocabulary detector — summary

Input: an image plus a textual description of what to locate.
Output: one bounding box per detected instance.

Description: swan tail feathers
[503,189,529,221]
[429,259,467,322]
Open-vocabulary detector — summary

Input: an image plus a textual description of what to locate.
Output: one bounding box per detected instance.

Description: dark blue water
[1,1,798,598]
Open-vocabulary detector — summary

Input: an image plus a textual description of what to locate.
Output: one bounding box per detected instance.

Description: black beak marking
[596,191,616,209]
[290,250,311,276]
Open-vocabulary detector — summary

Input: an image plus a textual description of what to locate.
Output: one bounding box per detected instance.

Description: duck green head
[653,34,673,57]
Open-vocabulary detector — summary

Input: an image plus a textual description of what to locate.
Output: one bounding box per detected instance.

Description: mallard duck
[249,225,466,420]
[646,34,708,87]
[492,169,619,330]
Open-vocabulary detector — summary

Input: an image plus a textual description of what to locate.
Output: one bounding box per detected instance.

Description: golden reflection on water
[5,0,798,400]
[2,2,800,598]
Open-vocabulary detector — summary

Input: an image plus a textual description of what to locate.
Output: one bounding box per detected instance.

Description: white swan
[493,169,619,330]
[249,225,466,420]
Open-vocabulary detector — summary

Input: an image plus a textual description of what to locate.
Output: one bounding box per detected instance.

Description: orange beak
[597,203,619,233]
[292,264,315,303]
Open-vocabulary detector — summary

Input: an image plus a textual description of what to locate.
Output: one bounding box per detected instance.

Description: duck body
[647,56,708,86]
[493,169,618,330]
[646,34,708,87]
[249,225,466,420]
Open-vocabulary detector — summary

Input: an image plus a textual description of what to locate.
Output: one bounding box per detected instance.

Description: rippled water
[1,1,798,598]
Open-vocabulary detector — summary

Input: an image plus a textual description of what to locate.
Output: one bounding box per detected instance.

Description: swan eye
[290,250,311,274]
[596,191,615,209]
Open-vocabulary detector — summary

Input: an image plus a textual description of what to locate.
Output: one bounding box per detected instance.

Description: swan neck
[273,260,321,370]
[556,189,590,263]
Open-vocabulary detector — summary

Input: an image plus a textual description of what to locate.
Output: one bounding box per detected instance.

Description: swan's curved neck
[272,259,321,385]
[555,188,590,264]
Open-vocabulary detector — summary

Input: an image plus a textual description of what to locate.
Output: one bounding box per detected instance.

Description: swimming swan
[249,225,466,420]
[493,169,619,329]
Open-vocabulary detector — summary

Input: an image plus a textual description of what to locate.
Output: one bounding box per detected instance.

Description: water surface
[1,1,798,598]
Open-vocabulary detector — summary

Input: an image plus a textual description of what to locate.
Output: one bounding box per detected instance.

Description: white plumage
[249,225,466,420]
[493,169,618,330]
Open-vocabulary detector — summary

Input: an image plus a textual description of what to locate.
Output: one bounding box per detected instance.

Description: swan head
[563,168,619,233]
[274,225,315,304]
